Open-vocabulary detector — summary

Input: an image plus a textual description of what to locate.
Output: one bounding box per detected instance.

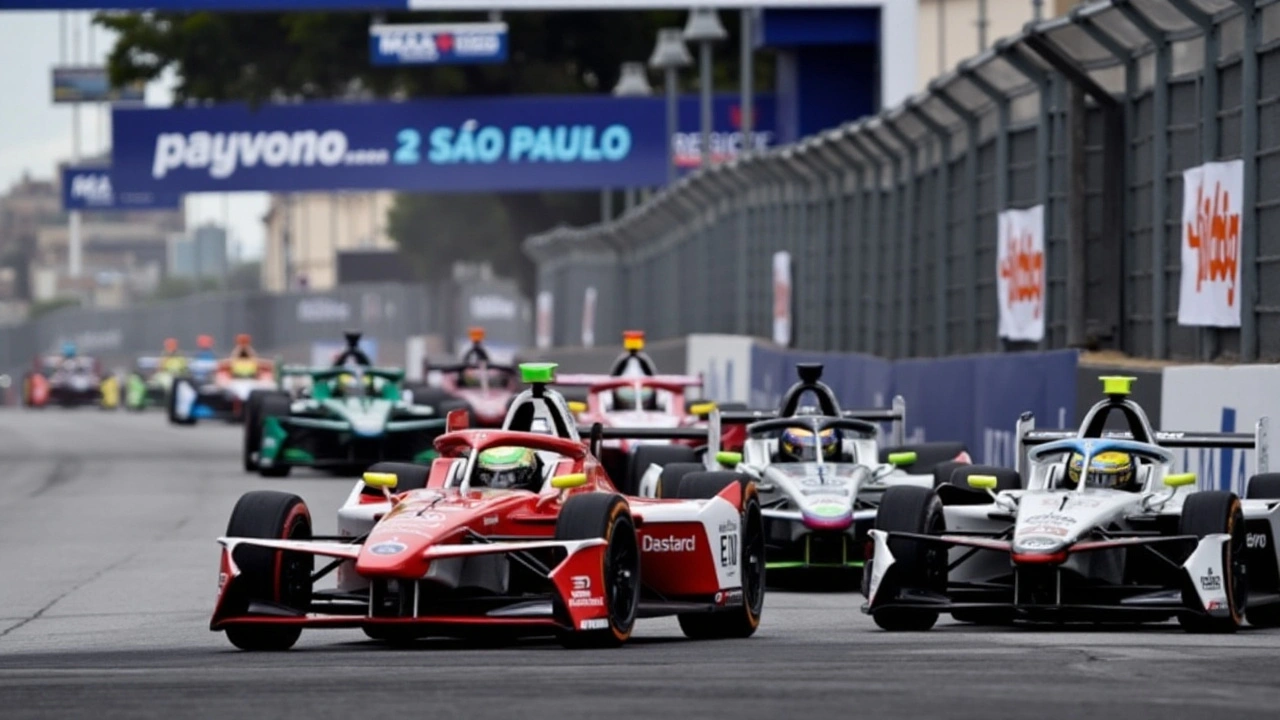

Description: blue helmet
[61,342,77,358]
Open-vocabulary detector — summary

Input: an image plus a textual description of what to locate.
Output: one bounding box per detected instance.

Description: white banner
[1161,364,1273,495]
[996,205,1046,342]
[1178,159,1244,327]
[772,251,791,346]
[535,291,553,349]
[581,287,597,348]
[686,334,754,403]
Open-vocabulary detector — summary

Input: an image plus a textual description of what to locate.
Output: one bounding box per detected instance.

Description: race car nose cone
[802,504,854,531]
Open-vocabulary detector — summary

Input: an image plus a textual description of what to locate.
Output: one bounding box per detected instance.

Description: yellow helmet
[1067,451,1136,489]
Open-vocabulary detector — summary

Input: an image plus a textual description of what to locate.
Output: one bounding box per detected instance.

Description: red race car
[211,363,765,650]
[419,327,519,427]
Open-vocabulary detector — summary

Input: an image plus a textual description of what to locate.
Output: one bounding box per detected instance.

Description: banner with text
[61,165,182,212]
[1178,160,1244,327]
[996,205,1046,342]
[111,94,775,195]
[1161,364,1274,494]
[535,291,553,350]
[369,22,507,66]
[772,251,791,347]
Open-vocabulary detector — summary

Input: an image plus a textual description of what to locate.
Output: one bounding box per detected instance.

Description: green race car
[242,350,450,477]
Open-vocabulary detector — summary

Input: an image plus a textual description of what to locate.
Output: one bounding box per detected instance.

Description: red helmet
[197,334,214,349]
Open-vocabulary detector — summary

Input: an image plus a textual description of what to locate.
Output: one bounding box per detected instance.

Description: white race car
[636,363,971,576]
[863,375,1277,633]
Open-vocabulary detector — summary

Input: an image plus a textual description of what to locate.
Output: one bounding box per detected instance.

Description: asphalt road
[1,409,1278,719]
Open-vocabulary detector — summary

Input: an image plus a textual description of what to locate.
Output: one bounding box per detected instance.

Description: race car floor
[1,409,1278,719]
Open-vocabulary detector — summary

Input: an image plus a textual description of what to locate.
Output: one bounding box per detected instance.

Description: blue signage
[370,23,508,66]
[112,96,696,194]
[61,165,182,212]
[674,95,777,173]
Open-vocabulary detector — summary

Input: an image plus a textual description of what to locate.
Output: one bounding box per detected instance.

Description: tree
[96,10,772,293]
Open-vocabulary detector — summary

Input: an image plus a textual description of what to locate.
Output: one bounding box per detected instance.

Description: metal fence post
[932,84,981,353]
[846,125,885,355]
[857,126,902,358]
[1229,0,1260,360]
[1116,2,1171,359]
[881,117,918,358]
[908,101,953,356]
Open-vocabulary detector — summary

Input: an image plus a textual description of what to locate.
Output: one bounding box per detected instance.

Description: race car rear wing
[714,395,907,446]
[1014,412,1270,477]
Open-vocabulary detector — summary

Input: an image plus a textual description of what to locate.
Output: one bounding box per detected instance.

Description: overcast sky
[0,11,268,260]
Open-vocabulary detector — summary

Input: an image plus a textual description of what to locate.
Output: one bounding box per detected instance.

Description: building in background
[261,191,397,293]
[169,223,228,279]
[915,0,1074,89]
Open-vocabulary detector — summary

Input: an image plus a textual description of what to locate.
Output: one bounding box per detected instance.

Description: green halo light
[519,363,558,385]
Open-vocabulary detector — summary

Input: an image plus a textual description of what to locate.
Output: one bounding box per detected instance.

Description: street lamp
[649,28,692,186]
[683,7,728,170]
[610,62,654,217]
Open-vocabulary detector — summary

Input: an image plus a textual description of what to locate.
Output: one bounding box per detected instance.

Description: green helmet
[474,446,541,491]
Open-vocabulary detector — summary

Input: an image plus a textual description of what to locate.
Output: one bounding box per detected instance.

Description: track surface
[1,409,1279,719]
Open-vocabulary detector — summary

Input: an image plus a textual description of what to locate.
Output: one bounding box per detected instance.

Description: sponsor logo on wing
[1200,566,1223,592]
[1016,493,1137,543]
[642,534,697,552]
[569,574,604,607]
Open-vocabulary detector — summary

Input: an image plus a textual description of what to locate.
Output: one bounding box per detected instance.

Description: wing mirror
[1164,472,1196,488]
[550,473,588,490]
[567,401,587,414]
[364,471,398,500]
[967,475,998,490]
[715,450,742,468]
[887,451,917,468]
[689,402,717,417]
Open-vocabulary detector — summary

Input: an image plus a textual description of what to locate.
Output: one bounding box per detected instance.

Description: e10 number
[720,535,737,567]
[1247,533,1268,549]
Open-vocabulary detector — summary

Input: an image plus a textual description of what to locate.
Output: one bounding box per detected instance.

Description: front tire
[555,493,640,648]
[673,473,765,639]
[222,491,313,651]
[167,377,197,426]
[1178,491,1246,633]
[868,485,946,631]
[256,395,293,478]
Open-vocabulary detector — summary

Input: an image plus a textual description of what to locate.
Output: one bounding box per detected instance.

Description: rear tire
[257,395,293,478]
[242,390,277,473]
[1245,473,1280,500]
[657,462,706,499]
[167,377,197,426]
[1178,491,1245,633]
[868,485,946,631]
[554,493,639,648]
[625,445,699,496]
[222,491,313,651]
[673,473,764,639]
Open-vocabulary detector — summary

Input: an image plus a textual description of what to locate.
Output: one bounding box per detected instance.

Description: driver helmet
[473,446,541,492]
[163,337,179,354]
[778,426,842,462]
[1067,451,1136,490]
[461,368,483,387]
[197,334,214,350]
[613,385,656,411]
[61,342,77,359]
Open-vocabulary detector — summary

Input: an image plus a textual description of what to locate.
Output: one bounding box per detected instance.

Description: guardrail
[524,0,1280,362]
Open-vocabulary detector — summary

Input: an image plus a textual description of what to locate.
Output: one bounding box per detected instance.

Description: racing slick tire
[167,377,198,426]
[554,493,640,648]
[243,390,288,473]
[257,395,294,477]
[360,461,431,498]
[1178,491,1247,633]
[221,491,314,651]
[673,473,765,639]
[1245,473,1280,500]
[656,463,707,499]
[626,445,699,496]
[867,485,947,631]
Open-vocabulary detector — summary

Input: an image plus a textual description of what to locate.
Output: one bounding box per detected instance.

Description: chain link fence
[525,0,1280,362]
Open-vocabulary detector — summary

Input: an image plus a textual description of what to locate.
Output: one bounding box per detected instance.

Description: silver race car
[636,363,972,576]
[863,375,1278,633]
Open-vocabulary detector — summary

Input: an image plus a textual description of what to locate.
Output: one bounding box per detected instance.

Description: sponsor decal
[483,515,498,527]
[715,588,744,606]
[369,541,407,556]
[569,597,605,608]
[718,519,738,535]
[1179,159,1243,327]
[808,503,848,518]
[572,575,590,591]
[642,534,696,552]
[1248,533,1268,549]
[1200,567,1223,592]
[569,575,604,607]
[1017,537,1060,549]
[719,534,738,568]
[1021,513,1074,527]
[1017,525,1069,538]
[996,204,1046,342]
[579,618,610,630]
[217,571,228,593]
